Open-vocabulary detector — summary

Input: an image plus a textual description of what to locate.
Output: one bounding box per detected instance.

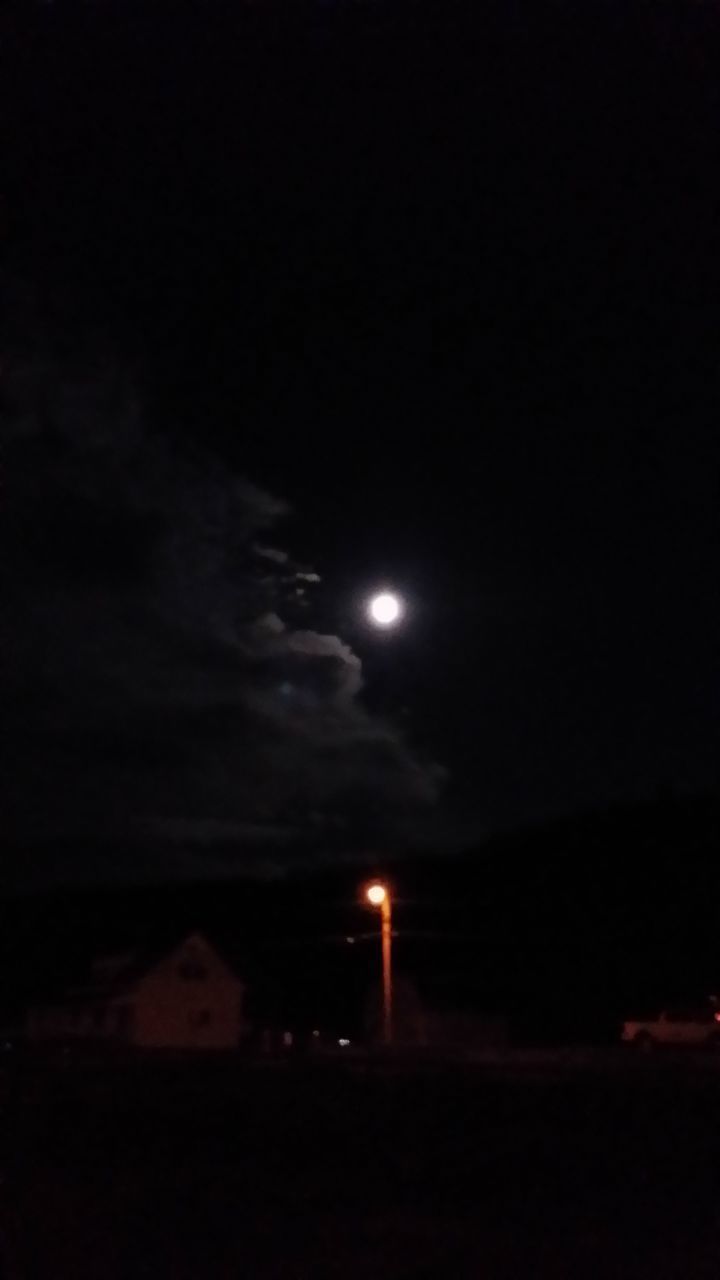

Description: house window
[177,959,207,981]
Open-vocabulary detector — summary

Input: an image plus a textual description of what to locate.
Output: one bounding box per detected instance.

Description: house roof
[38,932,240,1008]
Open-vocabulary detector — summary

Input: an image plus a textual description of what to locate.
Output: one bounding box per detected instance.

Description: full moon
[368,591,402,627]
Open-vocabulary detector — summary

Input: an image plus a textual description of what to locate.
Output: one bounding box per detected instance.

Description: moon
[368,591,402,628]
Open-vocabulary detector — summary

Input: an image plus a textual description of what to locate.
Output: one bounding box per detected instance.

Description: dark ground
[3,1054,720,1278]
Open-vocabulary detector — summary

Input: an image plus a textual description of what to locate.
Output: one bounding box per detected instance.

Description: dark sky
[2,0,720,884]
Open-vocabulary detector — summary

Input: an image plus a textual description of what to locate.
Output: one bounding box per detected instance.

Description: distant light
[366,883,387,906]
[338,1038,350,1047]
[346,935,356,944]
[312,1029,320,1038]
[367,591,402,628]
[714,1012,720,1024]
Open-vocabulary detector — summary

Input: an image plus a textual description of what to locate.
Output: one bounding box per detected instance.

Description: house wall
[128,935,245,1050]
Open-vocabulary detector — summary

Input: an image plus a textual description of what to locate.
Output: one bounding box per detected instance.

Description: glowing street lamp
[365,881,393,1045]
[366,883,387,907]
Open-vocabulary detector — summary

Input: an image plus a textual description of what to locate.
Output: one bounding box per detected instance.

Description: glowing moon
[368,592,402,627]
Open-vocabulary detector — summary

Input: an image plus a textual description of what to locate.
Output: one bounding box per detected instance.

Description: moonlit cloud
[253,544,290,565]
[1,344,442,880]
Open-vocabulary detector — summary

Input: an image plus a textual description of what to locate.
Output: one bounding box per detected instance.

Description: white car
[623,1006,720,1049]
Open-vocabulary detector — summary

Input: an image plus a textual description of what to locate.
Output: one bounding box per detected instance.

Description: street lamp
[365,881,393,1045]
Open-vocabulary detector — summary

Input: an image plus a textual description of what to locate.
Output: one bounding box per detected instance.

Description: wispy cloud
[1,347,442,878]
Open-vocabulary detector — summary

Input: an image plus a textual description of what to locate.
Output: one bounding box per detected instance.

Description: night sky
[2,0,720,887]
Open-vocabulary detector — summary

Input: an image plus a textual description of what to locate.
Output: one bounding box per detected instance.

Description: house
[364,975,508,1052]
[27,933,247,1051]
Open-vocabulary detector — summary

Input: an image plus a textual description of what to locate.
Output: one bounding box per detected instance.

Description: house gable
[136,933,242,996]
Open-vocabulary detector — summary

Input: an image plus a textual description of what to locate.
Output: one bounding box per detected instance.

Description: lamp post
[365,882,393,1045]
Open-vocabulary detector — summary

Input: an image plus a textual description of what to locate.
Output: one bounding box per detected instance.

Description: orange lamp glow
[366,883,387,906]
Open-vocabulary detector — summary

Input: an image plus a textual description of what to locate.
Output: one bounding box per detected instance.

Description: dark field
[3,1055,720,1279]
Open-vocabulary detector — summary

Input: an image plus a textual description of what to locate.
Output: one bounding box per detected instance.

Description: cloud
[253,544,289,565]
[1,347,441,879]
